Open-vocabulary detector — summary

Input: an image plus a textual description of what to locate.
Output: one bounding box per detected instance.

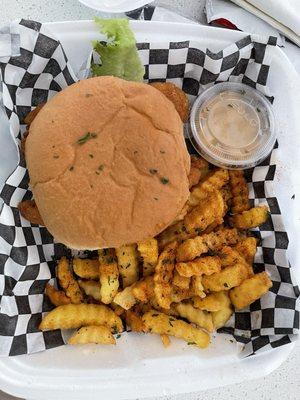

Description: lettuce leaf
[91,18,145,82]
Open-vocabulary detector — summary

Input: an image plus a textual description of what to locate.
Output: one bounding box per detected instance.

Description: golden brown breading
[188,155,210,188]
[229,206,269,229]
[18,199,44,225]
[150,82,189,122]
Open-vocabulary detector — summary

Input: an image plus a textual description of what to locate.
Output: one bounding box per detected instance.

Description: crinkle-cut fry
[73,258,99,280]
[113,286,136,310]
[39,304,123,332]
[229,272,272,310]
[161,334,171,347]
[137,239,158,277]
[176,255,221,278]
[176,228,240,262]
[234,237,257,265]
[68,325,116,345]
[229,170,250,214]
[211,292,233,330]
[154,241,177,309]
[175,302,213,332]
[193,292,227,312]
[45,284,71,306]
[18,199,44,225]
[229,206,269,229]
[219,246,254,277]
[220,185,232,211]
[170,286,191,303]
[78,280,101,301]
[57,257,83,304]
[172,270,190,290]
[98,249,119,304]
[202,261,249,292]
[190,276,206,298]
[188,169,229,206]
[24,103,45,125]
[188,155,210,188]
[125,309,145,332]
[158,190,225,248]
[116,244,139,287]
[142,311,210,349]
[132,276,154,302]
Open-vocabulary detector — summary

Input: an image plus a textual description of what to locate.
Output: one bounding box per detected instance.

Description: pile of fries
[40,156,272,349]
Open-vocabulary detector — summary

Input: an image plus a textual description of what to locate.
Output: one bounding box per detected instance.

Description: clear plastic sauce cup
[189,82,276,169]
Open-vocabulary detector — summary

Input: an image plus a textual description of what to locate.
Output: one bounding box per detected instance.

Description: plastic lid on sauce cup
[189,82,276,169]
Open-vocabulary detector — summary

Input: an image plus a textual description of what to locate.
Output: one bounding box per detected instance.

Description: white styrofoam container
[78,0,150,13]
[0,20,299,400]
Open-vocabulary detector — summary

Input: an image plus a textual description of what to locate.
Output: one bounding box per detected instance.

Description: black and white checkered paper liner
[0,19,299,357]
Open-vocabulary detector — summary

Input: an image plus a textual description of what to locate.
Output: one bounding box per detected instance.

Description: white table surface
[0,1,299,400]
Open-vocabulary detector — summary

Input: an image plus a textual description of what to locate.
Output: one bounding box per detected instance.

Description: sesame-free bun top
[26,76,190,249]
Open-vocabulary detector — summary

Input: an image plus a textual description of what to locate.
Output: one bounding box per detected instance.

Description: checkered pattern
[0,20,299,357]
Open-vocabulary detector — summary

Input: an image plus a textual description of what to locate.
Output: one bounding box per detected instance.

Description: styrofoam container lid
[78,0,151,13]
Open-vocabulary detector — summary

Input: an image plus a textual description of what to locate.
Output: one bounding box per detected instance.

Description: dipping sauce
[189,82,276,169]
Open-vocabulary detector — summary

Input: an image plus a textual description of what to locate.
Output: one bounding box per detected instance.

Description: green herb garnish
[160,177,169,185]
[116,334,121,339]
[256,107,261,113]
[187,341,196,345]
[76,132,97,145]
[224,283,229,288]
[98,164,104,171]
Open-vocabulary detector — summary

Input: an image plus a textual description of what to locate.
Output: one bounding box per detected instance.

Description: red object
[212,18,238,30]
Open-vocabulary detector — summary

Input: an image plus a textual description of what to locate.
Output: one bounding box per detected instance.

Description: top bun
[25,76,190,249]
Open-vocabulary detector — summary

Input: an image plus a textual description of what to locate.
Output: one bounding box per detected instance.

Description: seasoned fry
[57,257,83,304]
[150,82,190,122]
[78,280,101,301]
[230,272,272,310]
[190,276,206,298]
[176,256,221,278]
[137,239,158,277]
[229,170,250,214]
[234,237,257,265]
[202,261,249,292]
[211,292,233,330]
[24,103,45,125]
[116,244,139,287]
[188,155,209,188]
[193,292,227,312]
[132,276,154,302]
[175,302,213,332]
[39,304,123,332]
[172,270,190,290]
[220,246,254,278]
[154,241,177,309]
[18,199,44,225]
[125,309,145,332]
[188,169,229,206]
[229,206,269,229]
[113,286,136,310]
[170,286,191,303]
[73,258,99,280]
[176,228,240,262]
[142,311,210,349]
[98,249,119,304]
[161,334,171,347]
[45,284,71,307]
[158,190,225,248]
[68,325,116,345]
